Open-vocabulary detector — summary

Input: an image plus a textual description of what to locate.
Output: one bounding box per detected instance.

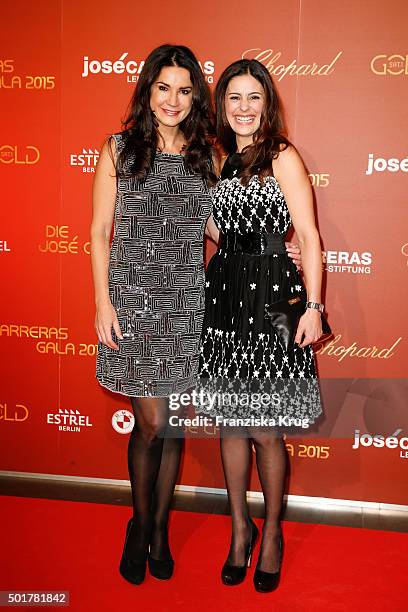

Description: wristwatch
[305,301,324,313]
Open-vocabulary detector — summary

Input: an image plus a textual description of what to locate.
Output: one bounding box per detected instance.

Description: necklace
[156,142,186,155]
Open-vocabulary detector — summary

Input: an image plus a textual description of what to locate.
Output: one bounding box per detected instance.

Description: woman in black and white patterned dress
[91,45,218,585]
[199,59,324,592]
[96,136,213,398]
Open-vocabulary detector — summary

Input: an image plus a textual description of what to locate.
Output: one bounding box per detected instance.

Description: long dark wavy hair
[215,59,289,185]
[113,44,216,185]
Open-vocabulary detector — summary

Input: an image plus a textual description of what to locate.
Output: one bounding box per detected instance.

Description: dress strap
[111,132,126,154]
[220,153,242,180]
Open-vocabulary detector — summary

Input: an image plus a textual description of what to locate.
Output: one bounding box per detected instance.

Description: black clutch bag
[264,295,332,351]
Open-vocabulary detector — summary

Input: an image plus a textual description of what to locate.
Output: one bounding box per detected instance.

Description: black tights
[126,397,184,560]
[220,428,286,572]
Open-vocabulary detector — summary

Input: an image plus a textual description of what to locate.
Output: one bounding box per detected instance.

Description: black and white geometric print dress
[198,153,321,423]
[96,133,212,397]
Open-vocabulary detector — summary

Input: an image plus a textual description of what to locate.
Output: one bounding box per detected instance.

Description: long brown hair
[115,44,216,185]
[215,59,289,185]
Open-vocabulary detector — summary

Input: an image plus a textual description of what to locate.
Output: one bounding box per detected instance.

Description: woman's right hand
[95,301,123,350]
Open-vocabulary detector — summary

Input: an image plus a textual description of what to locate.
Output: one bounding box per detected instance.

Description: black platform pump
[253,532,283,593]
[119,518,150,585]
[221,518,259,586]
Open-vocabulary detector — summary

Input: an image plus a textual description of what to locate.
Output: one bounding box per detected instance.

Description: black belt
[219,231,286,255]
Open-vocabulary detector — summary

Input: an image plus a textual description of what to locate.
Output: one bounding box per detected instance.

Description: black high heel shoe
[253,533,283,593]
[148,525,174,580]
[221,519,259,586]
[119,518,149,585]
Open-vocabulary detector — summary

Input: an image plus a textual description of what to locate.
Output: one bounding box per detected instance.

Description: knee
[136,418,167,447]
[251,432,283,451]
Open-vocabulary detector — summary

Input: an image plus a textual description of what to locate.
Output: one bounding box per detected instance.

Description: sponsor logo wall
[0,0,407,506]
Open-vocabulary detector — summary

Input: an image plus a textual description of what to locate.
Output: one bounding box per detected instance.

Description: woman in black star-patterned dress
[199,59,325,592]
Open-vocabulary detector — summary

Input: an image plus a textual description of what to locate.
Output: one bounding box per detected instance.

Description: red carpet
[0,496,406,611]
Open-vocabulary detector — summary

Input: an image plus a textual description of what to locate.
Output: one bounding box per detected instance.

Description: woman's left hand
[295,309,322,348]
[285,241,302,271]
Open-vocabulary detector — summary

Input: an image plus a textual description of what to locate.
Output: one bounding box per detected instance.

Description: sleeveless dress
[198,154,322,425]
[96,133,212,397]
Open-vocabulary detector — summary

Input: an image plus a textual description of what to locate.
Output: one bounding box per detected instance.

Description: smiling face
[150,66,193,129]
[224,73,265,148]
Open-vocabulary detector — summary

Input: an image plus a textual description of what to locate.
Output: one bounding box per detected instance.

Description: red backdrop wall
[1,0,407,505]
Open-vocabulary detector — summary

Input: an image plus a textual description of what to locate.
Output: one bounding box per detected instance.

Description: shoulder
[96,134,123,175]
[273,143,307,181]
[274,143,303,167]
[110,131,128,154]
[98,131,129,167]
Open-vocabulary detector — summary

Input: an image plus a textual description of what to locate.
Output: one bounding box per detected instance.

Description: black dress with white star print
[198,154,322,423]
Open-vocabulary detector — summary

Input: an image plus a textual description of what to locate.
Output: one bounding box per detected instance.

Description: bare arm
[274,145,323,347]
[90,138,122,349]
[205,213,220,243]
